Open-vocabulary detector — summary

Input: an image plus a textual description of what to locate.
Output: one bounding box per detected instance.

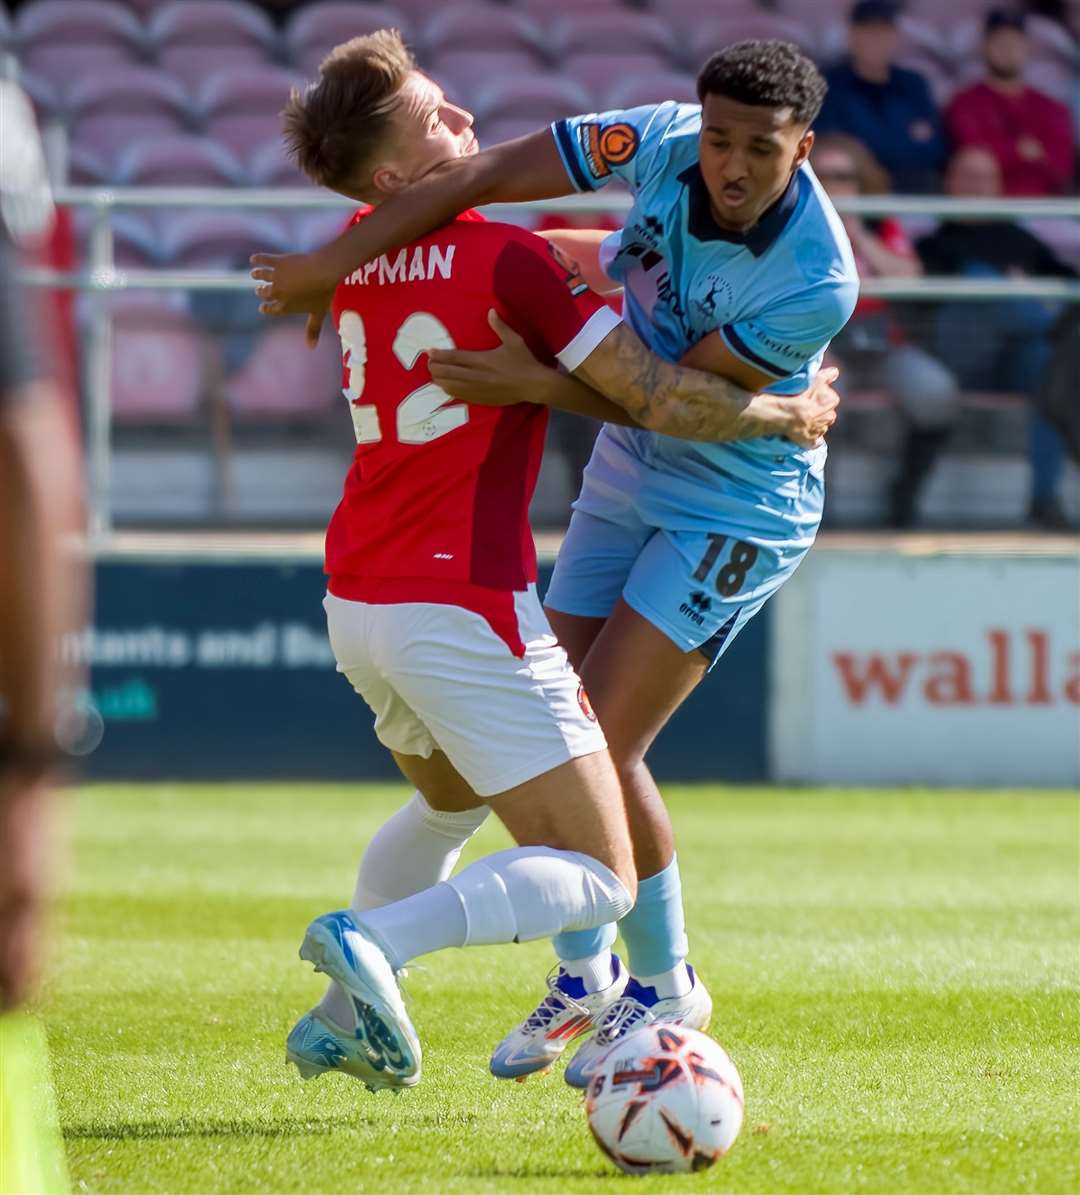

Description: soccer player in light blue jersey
[252,39,856,1089]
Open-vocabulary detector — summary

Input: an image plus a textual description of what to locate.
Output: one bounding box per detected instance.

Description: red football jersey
[326,209,620,654]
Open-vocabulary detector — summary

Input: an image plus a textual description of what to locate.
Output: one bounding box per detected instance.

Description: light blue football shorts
[544,427,825,669]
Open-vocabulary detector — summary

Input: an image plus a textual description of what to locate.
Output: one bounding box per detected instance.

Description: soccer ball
[584,1024,744,1175]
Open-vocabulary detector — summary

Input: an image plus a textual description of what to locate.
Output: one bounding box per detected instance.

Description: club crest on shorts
[577,683,598,722]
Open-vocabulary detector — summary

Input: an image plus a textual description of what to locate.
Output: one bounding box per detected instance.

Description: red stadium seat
[67,145,112,186]
[291,209,351,255]
[421,7,542,58]
[111,212,161,268]
[116,135,245,187]
[18,43,144,91]
[148,1,278,87]
[512,0,628,19]
[68,69,193,169]
[284,2,413,76]
[603,71,699,112]
[159,211,289,268]
[428,50,546,112]
[110,296,206,424]
[225,323,342,420]
[478,117,557,150]
[561,52,677,109]
[196,65,303,162]
[550,13,677,60]
[14,0,145,53]
[248,139,313,188]
[690,15,819,67]
[472,75,593,128]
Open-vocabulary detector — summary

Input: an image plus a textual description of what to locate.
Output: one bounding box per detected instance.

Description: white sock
[351,791,489,911]
[320,792,488,1023]
[561,948,615,994]
[355,846,633,969]
[635,962,693,1000]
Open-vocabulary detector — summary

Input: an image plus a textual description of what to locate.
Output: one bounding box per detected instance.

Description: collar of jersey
[678,164,798,256]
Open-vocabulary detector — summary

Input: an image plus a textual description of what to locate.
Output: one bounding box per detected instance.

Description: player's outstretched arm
[251,130,575,328]
[574,324,839,446]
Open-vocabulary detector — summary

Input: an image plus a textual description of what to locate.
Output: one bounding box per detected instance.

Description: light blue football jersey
[551,102,859,513]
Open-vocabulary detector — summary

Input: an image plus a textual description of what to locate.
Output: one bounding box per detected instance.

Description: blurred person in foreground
[916,145,1076,529]
[947,7,1076,198]
[812,134,959,527]
[816,0,946,194]
[0,78,84,1195]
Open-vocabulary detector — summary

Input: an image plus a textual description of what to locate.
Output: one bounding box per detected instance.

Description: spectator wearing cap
[946,8,1076,197]
[816,0,946,194]
[916,145,1076,529]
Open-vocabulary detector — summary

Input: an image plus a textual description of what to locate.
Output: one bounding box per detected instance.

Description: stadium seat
[111,212,162,268]
[472,75,593,128]
[0,6,10,48]
[67,144,112,187]
[291,209,351,255]
[109,296,206,423]
[148,1,279,87]
[116,135,246,187]
[248,139,313,188]
[427,50,545,112]
[511,0,630,19]
[159,210,289,269]
[196,65,302,162]
[17,72,64,125]
[603,71,699,112]
[18,43,144,92]
[689,15,819,68]
[562,52,677,109]
[284,2,412,77]
[421,7,542,59]
[13,0,145,55]
[224,322,342,420]
[68,69,193,171]
[771,0,853,22]
[478,117,557,149]
[550,13,677,61]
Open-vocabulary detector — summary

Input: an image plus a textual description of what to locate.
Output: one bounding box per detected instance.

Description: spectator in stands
[812,134,958,527]
[917,145,1076,529]
[817,0,946,194]
[946,8,1076,197]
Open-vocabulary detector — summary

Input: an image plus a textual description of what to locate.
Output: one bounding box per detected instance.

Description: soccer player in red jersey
[274,32,839,1090]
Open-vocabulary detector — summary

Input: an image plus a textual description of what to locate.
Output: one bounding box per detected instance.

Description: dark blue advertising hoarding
[70,557,768,782]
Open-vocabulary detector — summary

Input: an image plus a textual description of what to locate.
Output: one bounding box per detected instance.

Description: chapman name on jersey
[344,244,456,287]
[327,209,619,655]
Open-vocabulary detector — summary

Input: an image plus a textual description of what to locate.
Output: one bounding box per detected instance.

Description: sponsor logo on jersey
[579,121,640,180]
[577,682,597,722]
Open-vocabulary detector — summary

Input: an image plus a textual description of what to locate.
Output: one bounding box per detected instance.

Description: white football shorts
[322,586,607,797]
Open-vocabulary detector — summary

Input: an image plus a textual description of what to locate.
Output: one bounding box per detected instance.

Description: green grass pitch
[34,784,1079,1193]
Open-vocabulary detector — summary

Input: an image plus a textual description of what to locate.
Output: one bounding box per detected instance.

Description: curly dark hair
[696,40,828,127]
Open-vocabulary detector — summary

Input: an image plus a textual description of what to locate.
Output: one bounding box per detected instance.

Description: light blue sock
[618,855,689,978]
[553,921,616,964]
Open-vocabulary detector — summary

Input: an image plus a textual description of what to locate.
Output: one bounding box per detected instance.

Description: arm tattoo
[574,326,784,443]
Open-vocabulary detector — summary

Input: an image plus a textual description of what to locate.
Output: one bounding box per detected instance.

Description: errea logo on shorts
[679,591,712,626]
[577,683,597,722]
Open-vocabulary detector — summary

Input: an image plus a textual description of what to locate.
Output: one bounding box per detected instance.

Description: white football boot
[286,1007,399,1092]
[489,956,628,1081]
[563,965,712,1090]
[298,909,421,1090]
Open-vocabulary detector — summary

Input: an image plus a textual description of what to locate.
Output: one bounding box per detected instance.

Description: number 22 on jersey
[338,311,470,446]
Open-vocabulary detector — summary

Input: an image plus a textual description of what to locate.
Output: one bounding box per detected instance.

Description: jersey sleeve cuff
[719,324,790,379]
[551,120,597,194]
[556,306,622,373]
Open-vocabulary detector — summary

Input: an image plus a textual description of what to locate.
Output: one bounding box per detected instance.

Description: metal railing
[18,188,1080,542]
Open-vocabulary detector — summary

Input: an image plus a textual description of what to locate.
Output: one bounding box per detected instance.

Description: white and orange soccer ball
[584,1024,744,1175]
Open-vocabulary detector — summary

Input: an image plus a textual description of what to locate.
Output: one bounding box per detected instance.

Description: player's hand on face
[783,366,840,448]
[250,252,335,346]
[428,310,552,407]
